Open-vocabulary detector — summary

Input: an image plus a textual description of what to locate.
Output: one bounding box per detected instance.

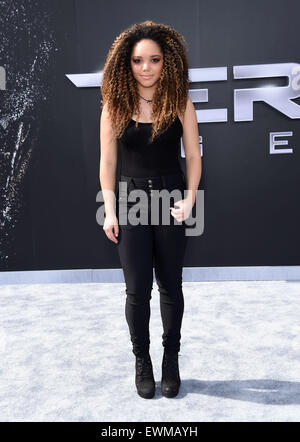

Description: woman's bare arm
[99,102,118,217]
[181,96,202,206]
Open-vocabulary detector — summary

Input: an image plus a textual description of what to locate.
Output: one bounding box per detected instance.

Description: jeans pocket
[167,180,185,201]
[118,178,132,201]
[118,185,139,230]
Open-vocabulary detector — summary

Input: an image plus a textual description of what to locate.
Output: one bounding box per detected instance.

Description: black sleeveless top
[118,116,183,178]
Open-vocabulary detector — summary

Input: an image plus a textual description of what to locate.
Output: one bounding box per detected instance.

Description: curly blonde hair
[100,20,191,143]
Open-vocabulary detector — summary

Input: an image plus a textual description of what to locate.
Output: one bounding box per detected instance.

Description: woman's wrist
[185,189,196,207]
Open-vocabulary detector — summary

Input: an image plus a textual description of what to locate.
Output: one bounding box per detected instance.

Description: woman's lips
[141,75,153,79]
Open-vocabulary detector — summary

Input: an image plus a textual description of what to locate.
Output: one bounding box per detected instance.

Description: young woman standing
[100,21,201,399]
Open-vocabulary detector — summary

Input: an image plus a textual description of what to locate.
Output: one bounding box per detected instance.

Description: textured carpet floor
[0,280,300,422]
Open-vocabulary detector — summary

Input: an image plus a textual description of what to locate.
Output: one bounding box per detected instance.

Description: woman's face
[130,39,163,89]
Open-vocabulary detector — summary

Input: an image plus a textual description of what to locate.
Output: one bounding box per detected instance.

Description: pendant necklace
[139,94,152,105]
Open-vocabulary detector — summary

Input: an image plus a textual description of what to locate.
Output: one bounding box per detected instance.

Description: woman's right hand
[103,213,119,244]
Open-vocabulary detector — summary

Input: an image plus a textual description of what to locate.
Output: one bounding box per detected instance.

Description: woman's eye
[132,59,160,63]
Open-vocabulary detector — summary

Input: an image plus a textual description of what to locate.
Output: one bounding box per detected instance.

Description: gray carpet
[0,281,300,422]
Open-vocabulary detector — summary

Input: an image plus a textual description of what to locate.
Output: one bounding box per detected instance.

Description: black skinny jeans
[115,172,188,357]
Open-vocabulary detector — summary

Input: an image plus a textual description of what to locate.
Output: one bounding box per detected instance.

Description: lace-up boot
[135,352,155,399]
[161,349,181,398]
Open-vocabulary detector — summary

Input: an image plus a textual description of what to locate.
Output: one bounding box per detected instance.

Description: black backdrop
[0,0,299,271]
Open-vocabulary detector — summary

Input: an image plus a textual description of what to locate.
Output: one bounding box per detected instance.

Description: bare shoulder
[178,96,196,127]
[179,96,201,160]
[101,102,110,123]
[100,102,115,135]
[100,101,118,162]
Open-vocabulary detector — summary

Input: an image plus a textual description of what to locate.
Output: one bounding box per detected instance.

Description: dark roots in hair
[101,20,191,143]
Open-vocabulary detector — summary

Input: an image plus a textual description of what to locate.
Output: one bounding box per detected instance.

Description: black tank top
[118,115,183,178]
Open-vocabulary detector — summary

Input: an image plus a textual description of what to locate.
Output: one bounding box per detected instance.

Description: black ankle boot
[161,349,181,398]
[135,352,155,399]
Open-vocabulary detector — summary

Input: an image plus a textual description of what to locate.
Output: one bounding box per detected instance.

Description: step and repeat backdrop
[0,0,299,271]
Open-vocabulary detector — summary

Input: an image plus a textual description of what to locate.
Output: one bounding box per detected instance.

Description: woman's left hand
[170,198,193,222]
